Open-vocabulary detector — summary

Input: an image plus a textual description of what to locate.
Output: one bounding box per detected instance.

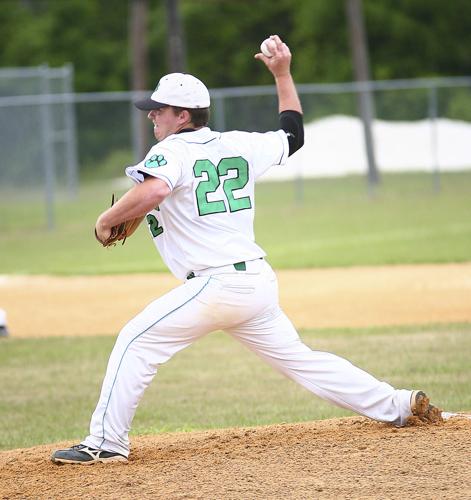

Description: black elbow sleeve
[279,110,304,156]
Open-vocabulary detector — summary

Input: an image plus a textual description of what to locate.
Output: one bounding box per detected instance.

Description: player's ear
[179,108,191,124]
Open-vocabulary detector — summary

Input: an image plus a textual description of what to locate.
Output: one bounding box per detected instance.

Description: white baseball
[260,38,276,58]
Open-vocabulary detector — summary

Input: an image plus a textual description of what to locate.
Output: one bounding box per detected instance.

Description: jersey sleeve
[248,129,289,179]
[125,145,183,190]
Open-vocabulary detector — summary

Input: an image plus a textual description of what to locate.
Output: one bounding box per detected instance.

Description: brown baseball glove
[95,194,143,247]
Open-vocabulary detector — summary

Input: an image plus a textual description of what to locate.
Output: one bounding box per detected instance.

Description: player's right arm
[255,34,302,114]
[255,35,304,156]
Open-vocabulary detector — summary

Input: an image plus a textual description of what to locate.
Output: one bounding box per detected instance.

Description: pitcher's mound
[1,416,470,499]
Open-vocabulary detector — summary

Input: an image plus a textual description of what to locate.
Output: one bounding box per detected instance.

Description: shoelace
[71,444,87,451]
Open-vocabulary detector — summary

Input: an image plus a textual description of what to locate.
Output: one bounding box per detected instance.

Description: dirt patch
[1,263,471,338]
[1,416,470,499]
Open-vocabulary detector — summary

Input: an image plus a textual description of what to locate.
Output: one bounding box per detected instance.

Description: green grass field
[1,171,470,274]
[1,324,470,451]
[1,172,470,452]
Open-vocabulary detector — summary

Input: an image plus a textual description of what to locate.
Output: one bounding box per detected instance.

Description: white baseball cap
[134,73,210,110]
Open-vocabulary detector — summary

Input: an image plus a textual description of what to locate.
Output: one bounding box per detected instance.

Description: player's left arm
[95,177,170,244]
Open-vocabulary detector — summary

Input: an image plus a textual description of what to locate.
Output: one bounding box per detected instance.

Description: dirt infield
[1,416,470,499]
[1,263,471,498]
[1,263,471,338]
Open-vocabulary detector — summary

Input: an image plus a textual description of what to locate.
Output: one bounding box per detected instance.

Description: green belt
[187,261,247,280]
[233,261,247,271]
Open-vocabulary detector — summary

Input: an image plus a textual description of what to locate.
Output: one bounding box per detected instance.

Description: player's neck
[176,126,204,134]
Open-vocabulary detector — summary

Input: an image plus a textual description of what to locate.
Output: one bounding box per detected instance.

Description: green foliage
[182,0,295,87]
[1,324,470,450]
[291,1,352,83]
[81,149,134,181]
[0,0,130,91]
[374,88,429,120]
[440,87,471,121]
[0,1,470,92]
[76,101,134,166]
[366,0,471,80]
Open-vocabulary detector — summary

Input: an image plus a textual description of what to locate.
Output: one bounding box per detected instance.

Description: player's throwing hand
[255,35,292,77]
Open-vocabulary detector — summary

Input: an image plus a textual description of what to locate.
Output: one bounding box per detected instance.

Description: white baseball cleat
[441,411,471,420]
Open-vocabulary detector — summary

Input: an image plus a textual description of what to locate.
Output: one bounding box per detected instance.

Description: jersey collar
[167,127,217,144]
[176,128,198,134]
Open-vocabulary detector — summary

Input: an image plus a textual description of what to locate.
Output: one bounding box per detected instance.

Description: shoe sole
[51,455,128,465]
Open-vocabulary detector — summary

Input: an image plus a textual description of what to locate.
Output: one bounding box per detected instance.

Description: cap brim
[134,98,169,111]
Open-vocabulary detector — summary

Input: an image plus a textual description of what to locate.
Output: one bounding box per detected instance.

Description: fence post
[213,92,226,132]
[345,0,380,193]
[359,81,379,195]
[131,94,148,163]
[64,63,78,199]
[39,65,55,230]
[428,85,440,193]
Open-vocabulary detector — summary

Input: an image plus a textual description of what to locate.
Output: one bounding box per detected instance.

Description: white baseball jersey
[126,127,289,280]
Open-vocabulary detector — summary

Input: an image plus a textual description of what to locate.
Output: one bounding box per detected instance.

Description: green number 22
[193,157,252,216]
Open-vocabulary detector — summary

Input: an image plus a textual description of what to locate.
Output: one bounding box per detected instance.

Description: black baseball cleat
[51,444,128,465]
[410,390,443,423]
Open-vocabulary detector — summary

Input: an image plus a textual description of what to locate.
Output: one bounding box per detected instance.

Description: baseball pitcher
[52,35,441,465]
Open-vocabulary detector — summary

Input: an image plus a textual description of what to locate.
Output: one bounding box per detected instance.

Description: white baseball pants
[83,259,413,457]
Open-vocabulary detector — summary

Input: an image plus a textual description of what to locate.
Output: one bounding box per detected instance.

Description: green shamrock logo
[145,154,167,168]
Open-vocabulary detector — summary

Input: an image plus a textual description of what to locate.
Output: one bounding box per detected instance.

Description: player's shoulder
[222,129,284,140]
[139,139,188,174]
[221,129,255,139]
[221,129,286,150]
[219,130,258,149]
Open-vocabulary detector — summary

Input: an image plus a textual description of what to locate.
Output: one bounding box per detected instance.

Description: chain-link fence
[1,72,470,229]
[0,65,77,229]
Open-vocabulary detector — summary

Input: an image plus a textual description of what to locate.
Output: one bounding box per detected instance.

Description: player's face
[148,107,182,141]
